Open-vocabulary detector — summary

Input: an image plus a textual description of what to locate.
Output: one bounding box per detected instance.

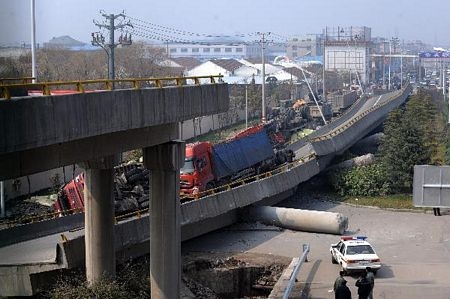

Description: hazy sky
[1,0,449,47]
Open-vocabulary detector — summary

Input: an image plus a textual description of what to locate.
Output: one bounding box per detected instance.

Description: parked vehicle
[330,236,381,275]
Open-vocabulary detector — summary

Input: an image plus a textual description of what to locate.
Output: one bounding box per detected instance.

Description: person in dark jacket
[334,270,347,295]
[335,279,352,299]
[355,272,372,299]
[365,267,375,299]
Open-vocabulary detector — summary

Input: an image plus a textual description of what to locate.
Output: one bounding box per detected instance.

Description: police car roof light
[340,236,367,241]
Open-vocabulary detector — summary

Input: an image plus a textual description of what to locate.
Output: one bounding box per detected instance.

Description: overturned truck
[55,122,294,216]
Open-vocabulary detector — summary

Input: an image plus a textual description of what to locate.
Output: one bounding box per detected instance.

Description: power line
[125,14,287,46]
[125,14,251,39]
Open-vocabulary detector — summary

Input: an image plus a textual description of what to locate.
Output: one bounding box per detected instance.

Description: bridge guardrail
[309,85,411,157]
[0,75,224,100]
[0,77,35,85]
[309,84,411,144]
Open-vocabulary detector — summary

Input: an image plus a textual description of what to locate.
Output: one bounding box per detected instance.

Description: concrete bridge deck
[0,77,229,180]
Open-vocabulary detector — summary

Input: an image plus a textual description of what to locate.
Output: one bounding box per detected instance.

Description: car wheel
[331,254,337,264]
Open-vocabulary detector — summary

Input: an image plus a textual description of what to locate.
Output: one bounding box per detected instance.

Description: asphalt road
[182,193,450,298]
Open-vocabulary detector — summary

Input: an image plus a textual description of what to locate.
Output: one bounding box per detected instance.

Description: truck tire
[205,182,215,190]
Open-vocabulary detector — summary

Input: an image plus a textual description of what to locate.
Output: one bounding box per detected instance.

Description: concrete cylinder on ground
[81,155,119,283]
[247,206,348,235]
[144,141,185,299]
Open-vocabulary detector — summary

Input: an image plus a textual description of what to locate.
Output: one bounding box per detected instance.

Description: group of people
[333,267,375,299]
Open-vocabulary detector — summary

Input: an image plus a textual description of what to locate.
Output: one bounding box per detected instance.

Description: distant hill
[44,36,85,48]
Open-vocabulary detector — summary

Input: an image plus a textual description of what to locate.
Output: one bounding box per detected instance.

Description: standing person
[334,270,347,296]
[433,207,441,216]
[355,272,371,299]
[335,279,352,299]
[365,267,375,299]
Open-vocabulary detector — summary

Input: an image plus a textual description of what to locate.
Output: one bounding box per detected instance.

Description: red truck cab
[180,142,215,195]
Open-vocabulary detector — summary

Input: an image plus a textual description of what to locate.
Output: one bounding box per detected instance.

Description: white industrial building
[187,59,257,77]
[324,26,372,84]
[167,42,260,60]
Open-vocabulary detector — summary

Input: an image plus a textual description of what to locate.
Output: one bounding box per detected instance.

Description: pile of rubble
[113,162,150,215]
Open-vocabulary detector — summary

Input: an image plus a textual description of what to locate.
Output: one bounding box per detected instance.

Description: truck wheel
[127,171,145,184]
[205,182,215,190]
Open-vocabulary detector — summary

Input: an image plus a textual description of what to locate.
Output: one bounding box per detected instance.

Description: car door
[338,242,346,264]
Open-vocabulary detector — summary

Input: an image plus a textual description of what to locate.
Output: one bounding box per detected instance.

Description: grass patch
[338,193,427,211]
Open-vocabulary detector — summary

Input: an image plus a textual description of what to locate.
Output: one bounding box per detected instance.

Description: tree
[0,55,31,79]
[37,47,105,82]
[378,90,443,191]
[33,42,170,84]
[114,42,168,79]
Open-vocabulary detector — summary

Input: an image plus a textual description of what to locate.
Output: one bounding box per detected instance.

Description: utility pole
[92,12,133,84]
[245,84,248,129]
[322,35,326,102]
[388,41,392,90]
[166,40,170,58]
[30,0,37,83]
[257,32,270,122]
[389,37,400,90]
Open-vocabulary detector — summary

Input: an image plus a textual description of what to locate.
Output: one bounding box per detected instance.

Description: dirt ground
[181,251,292,298]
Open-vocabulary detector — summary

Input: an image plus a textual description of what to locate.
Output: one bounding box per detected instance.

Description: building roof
[169,57,202,70]
[45,35,85,47]
[211,59,244,72]
[243,57,262,64]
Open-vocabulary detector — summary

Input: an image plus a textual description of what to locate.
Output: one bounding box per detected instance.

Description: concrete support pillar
[144,141,185,299]
[79,155,118,283]
[247,206,348,235]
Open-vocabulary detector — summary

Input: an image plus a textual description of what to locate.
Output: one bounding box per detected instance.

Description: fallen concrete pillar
[80,155,118,283]
[144,141,185,299]
[326,153,375,171]
[350,132,384,154]
[247,206,348,235]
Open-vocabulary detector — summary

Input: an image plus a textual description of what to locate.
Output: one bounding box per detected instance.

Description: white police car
[330,236,381,274]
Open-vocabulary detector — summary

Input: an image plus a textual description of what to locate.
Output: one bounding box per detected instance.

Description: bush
[45,274,129,299]
[43,257,150,299]
[329,163,391,197]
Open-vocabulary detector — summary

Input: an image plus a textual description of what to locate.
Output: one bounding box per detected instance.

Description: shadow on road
[299,259,322,298]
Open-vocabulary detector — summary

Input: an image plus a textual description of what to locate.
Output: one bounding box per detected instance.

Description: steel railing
[0,75,224,99]
[282,244,310,299]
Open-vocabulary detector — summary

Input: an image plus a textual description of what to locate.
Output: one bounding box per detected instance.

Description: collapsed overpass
[0,80,412,296]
